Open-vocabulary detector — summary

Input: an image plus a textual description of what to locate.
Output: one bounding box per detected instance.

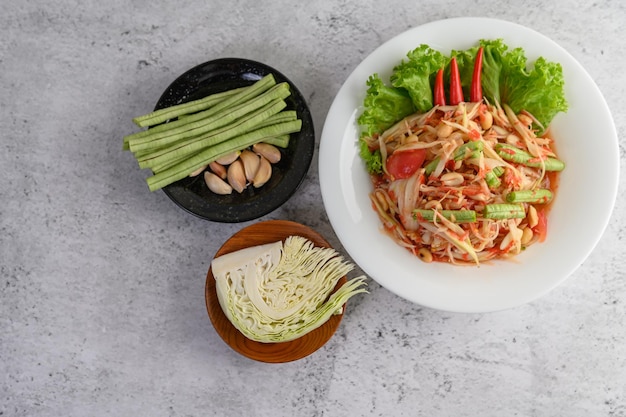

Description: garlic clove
[227,159,247,193]
[209,161,227,180]
[252,143,281,164]
[204,171,233,195]
[189,164,208,177]
[239,150,261,182]
[215,151,241,166]
[252,155,272,188]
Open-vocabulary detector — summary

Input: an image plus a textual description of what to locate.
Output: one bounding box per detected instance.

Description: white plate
[319,17,619,313]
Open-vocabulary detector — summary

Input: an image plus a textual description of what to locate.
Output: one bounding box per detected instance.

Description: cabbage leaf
[211,236,367,343]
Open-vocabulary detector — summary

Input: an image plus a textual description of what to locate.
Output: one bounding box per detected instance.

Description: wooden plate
[205,220,347,363]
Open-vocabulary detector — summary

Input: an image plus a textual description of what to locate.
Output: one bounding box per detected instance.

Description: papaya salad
[358,39,568,265]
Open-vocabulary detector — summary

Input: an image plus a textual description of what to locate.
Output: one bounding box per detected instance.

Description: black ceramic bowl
[153,58,315,222]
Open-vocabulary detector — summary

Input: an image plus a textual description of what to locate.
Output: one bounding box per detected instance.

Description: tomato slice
[386,149,427,180]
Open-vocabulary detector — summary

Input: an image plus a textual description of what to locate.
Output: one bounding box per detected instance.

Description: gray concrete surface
[2,1,625,416]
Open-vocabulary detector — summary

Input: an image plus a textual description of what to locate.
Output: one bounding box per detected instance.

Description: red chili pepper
[470,46,484,102]
[434,68,446,106]
[449,57,463,105]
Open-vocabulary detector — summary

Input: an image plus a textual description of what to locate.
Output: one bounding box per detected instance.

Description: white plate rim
[319,17,619,313]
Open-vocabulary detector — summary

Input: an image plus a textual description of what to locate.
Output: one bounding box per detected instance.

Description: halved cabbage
[211,235,367,343]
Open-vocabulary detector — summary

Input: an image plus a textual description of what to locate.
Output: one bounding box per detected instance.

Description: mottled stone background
[1,1,625,416]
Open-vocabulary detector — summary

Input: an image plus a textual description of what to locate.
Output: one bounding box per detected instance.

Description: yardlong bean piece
[127,82,291,152]
[132,87,245,128]
[263,135,291,148]
[249,110,298,130]
[506,189,553,204]
[413,209,477,223]
[454,141,483,161]
[483,204,526,219]
[124,74,277,147]
[485,166,505,189]
[495,143,565,171]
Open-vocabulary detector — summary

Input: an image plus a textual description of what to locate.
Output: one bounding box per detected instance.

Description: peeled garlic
[252,143,281,164]
[204,171,232,195]
[252,156,272,188]
[209,161,227,180]
[240,150,261,182]
[227,159,246,193]
[215,151,241,166]
[189,164,208,177]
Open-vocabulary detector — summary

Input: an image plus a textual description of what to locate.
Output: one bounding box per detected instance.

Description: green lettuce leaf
[357,73,415,138]
[358,137,383,174]
[477,39,510,105]
[479,39,568,129]
[390,44,448,113]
